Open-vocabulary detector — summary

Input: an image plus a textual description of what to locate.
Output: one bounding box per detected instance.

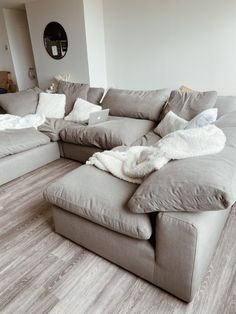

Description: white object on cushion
[0,114,45,130]
[65,98,102,123]
[87,125,226,183]
[185,108,218,129]
[154,111,188,137]
[36,93,66,118]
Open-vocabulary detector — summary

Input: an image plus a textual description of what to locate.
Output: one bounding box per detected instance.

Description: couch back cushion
[0,87,41,116]
[214,96,236,117]
[101,88,171,121]
[161,90,217,121]
[57,80,89,115]
[128,111,236,214]
[87,87,104,105]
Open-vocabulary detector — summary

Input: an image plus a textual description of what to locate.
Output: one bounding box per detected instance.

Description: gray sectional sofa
[1,83,236,303]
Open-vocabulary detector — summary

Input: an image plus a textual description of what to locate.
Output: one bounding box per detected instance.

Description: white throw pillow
[65,98,102,123]
[154,111,188,137]
[185,108,218,129]
[36,93,66,118]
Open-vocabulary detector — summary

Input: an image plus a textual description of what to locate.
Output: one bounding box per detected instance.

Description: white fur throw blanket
[0,114,45,131]
[86,125,226,184]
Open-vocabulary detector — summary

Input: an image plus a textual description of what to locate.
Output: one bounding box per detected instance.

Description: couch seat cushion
[0,128,50,158]
[39,118,79,142]
[44,165,152,240]
[60,117,155,149]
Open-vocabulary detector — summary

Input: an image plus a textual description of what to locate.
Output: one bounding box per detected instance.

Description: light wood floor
[0,159,235,314]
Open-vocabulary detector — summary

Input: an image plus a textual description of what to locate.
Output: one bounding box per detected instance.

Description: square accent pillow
[36,93,66,118]
[161,90,217,121]
[57,80,89,115]
[65,98,102,123]
[154,111,188,137]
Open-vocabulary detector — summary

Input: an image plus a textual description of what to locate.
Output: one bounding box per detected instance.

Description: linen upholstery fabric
[102,88,171,121]
[87,87,104,104]
[129,112,236,213]
[155,207,230,301]
[51,200,230,302]
[161,90,217,121]
[0,87,41,116]
[0,142,59,186]
[44,165,152,240]
[61,142,103,163]
[214,96,236,117]
[0,128,50,158]
[60,117,155,149]
[39,118,79,142]
[154,111,188,137]
[57,80,89,115]
[52,206,155,283]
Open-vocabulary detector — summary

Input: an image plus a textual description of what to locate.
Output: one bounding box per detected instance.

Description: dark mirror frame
[43,22,68,60]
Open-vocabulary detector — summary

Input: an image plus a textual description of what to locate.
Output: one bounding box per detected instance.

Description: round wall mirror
[43,22,68,60]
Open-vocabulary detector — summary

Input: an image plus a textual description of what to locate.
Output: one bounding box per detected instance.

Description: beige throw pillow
[65,98,102,123]
[154,111,188,137]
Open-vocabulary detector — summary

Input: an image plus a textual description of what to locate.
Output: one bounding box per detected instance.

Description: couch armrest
[154,208,230,302]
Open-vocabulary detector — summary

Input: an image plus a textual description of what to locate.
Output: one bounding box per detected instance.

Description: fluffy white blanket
[86,125,226,184]
[0,114,45,131]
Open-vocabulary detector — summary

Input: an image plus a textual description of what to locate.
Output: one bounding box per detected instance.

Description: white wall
[83,0,107,87]
[103,0,236,94]
[0,8,16,83]
[26,0,90,90]
[3,8,37,90]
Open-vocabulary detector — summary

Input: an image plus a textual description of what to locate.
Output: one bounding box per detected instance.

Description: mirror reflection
[44,22,68,60]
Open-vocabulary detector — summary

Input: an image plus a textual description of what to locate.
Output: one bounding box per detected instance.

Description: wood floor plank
[0,158,235,314]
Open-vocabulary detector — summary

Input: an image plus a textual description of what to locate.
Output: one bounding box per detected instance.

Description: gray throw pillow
[161,90,217,121]
[0,87,41,116]
[57,80,89,115]
[102,88,171,121]
[128,111,236,213]
[87,87,104,105]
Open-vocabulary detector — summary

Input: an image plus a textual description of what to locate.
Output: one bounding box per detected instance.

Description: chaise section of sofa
[44,163,232,302]
[44,104,236,302]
